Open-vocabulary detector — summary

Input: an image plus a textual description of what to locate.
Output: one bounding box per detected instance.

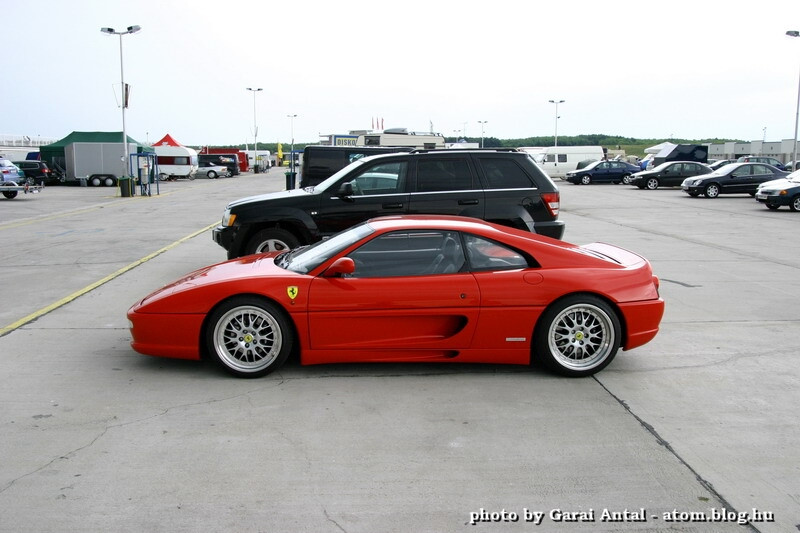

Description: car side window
[350,161,407,195]
[751,164,769,175]
[464,233,533,271]
[478,158,535,189]
[731,166,751,177]
[415,159,474,192]
[348,230,466,278]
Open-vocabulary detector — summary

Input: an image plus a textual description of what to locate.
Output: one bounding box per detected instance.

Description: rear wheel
[207,171,218,179]
[90,176,102,187]
[244,227,301,255]
[704,183,720,198]
[103,176,115,187]
[534,295,621,377]
[205,297,292,378]
[646,177,659,190]
[2,190,18,199]
[621,174,633,185]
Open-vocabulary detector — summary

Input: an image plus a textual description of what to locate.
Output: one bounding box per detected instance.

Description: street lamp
[246,88,263,172]
[100,25,141,179]
[788,30,799,169]
[287,114,297,172]
[548,99,565,148]
[478,120,488,148]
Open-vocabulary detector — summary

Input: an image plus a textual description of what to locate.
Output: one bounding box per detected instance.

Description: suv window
[350,161,407,195]
[416,159,474,192]
[478,158,534,189]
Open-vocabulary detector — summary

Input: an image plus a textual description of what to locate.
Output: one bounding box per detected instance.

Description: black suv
[213,149,565,259]
[13,160,53,185]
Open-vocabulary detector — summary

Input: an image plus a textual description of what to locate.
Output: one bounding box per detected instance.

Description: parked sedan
[755,172,800,211]
[681,162,788,198]
[196,161,229,179]
[630,161,712,190]
[565,160,641,185]
[128,215,664,378]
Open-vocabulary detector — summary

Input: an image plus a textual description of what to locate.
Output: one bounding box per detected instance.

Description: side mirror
[337,182,354,196]
[323,257,355,277]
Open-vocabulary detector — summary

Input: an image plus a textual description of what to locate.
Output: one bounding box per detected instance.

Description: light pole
[788,30,799,169]
[100,25,141,178]
[287,114,297,172]
[478,120,488,148]
[548,99,565,148]
[246,88,263,172]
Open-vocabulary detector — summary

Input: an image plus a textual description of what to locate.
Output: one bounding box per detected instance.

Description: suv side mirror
[337,182,354,197]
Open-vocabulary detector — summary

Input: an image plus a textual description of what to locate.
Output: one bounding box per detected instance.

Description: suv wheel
[245,228,301,255]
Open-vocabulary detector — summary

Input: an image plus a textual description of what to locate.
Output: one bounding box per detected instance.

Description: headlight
[691,179,703,186]
[221,209,237,227]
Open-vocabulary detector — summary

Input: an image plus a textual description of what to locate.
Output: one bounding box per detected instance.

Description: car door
[312,158,411,237]
[306,229,480,360]
[725,164,755,193]
[662,163,683,186]
[750,164,782,189]
[407,154,484,218]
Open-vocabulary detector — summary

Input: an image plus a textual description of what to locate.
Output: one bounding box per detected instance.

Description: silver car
[0,158,25,183]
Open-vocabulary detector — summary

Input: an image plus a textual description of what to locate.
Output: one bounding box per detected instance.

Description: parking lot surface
[0,168,797,532]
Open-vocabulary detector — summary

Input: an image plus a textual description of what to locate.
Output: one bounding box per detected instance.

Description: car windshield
[279,222,375,274]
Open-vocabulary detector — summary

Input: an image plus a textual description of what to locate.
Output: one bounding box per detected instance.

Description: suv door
[407,154,484,218]
[313,158,411,237]
[473,154,547,231]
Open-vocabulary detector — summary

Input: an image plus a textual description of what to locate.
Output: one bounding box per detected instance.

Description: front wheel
[646,177,659,190]
[244,228,301,255]
[704,183,720,198]
[790,195,800,212]
[205,297,292,378]
[580,175,592,185]
[534,295,621,377]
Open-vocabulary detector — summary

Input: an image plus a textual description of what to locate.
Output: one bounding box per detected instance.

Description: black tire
[534,295,621,377]
[3,190,18,199]
[645,178,659,190]
[790,196,800,212]
[205,296,292,378]
[580,175,592,185]
[245,228,301,255]
[90,176,102,187]
[207,171,218,179]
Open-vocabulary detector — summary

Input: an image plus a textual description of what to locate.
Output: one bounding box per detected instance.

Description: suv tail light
[541,192,560,217]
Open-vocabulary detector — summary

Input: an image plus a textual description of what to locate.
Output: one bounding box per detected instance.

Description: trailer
[65,142,129,186]
[0,181,44,199]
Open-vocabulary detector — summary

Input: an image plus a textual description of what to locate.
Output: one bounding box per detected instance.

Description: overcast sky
[3,0,800,147]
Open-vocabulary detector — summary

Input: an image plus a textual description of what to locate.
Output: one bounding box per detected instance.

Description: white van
[534,146,606,179]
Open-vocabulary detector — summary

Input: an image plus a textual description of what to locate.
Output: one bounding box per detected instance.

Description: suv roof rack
[409,148,520,154]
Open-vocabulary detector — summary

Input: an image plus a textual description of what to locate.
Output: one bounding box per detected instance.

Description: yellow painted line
[0,221,219,337]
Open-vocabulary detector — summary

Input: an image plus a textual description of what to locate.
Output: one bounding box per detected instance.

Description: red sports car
[128,216,664,378]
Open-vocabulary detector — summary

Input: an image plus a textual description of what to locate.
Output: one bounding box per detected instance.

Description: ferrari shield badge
[287,286,299,300]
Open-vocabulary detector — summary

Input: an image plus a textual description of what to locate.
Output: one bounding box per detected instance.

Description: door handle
[458,199,479,205]
[382,203,404,209]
